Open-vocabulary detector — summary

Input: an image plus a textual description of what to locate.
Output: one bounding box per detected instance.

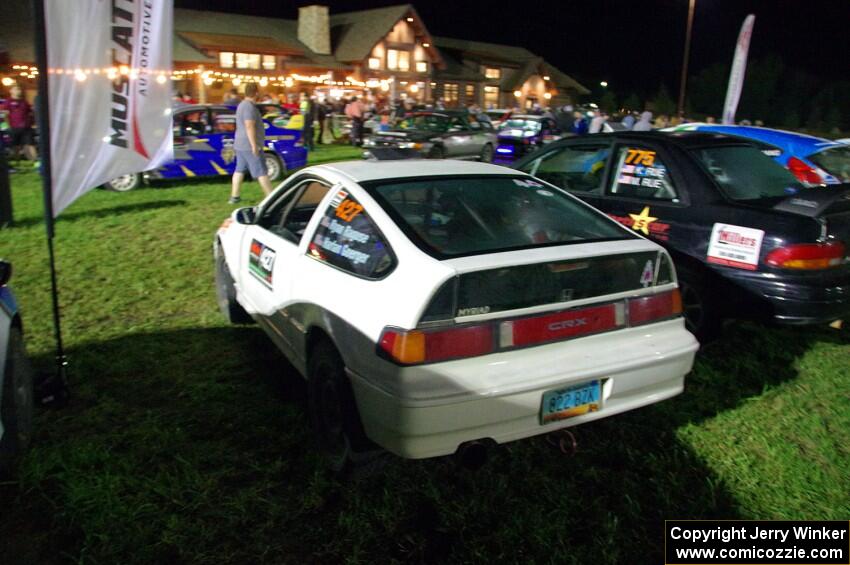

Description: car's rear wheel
[0,328,34,476]
[479,143,494,163]
[215,248,253,325]
[263,153,285,182]
[307,339,372,471]
[677,266,722,342]
[427,146,445,160]
[103,173,142,192]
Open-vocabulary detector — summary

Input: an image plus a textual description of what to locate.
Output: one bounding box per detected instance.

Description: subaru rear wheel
[263,153,284,182]
[104,173,142,192]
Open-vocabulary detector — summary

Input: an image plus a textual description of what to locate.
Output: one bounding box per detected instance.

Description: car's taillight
[786,156,824,185]
[379,325,494,365]
[628,289,682,326]
[765,241,846,270]
[380,290,684,365]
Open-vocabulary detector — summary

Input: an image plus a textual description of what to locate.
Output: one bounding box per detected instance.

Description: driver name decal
[249,239,276,288]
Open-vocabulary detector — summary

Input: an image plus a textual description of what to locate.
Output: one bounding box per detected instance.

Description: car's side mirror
[0,260,11,287]
[235,207,257,225]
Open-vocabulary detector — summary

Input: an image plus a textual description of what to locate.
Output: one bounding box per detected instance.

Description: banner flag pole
[32,0,69,405]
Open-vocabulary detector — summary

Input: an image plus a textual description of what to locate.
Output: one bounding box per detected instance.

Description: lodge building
[0,4,588,109]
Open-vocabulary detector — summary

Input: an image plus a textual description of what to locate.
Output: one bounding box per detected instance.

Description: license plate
[540,380,602,424]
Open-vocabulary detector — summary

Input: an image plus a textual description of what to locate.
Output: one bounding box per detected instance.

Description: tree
[600,90,618,114]
[649,84,676,116]
[622,93,641,112]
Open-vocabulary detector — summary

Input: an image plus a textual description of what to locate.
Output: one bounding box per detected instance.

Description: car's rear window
[365,175,633,258]
[690,145,804,201]
[808,146,850,183]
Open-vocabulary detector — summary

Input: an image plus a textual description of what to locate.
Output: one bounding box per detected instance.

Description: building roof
[433,36,588,95]
[173,8,347,70]
[329,5,412,63]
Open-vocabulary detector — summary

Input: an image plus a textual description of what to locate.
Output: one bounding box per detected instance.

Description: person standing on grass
[230,83,273,204]
[0,84,38,166]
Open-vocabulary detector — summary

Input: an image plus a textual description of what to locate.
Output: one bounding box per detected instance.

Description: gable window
[368,57,382,70]
[387,49,410,71]
[262,55,276,70]
[415,61,428,73]
[485,67,501,79]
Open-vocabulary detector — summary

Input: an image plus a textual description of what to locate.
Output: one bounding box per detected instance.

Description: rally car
[0,260,34,475]
[513,131,850,340]
[214,160,698,464]
[105,104,308,191]
[362,111,498,162]
[495,115,563,160]
[668,124,850,186]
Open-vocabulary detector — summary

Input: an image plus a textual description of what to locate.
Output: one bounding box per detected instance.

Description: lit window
[416,61,428,73]
[465,84,475,98]
[443,83,459,103]
[387,49,410,71]
[219,52,234,68]
[484,86,499,106]
[236,53,261,70]
[485,67,501,79]
[368,57,381,70]
[262,55,276,70]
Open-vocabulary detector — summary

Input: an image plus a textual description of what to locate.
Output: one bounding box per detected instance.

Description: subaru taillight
[765,241,846,270]
[787,157,824,186]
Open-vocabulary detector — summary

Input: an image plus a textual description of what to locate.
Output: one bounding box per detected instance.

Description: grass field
[1,144,848,564]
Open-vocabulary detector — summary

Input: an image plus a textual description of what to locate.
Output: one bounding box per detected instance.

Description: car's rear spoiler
[773,185,850,217]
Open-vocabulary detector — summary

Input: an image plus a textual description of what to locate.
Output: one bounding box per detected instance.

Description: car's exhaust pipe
[546,429,578,456]
[455,440,489,470]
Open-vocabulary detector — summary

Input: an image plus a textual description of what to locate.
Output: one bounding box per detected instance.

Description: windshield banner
[45,0,173,216]
[722,14,755,125]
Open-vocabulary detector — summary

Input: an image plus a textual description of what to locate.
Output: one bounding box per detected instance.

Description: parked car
[513,131,850,340]
[485,108,513,127]
[362,111,498,162]
[0,260,34,475]
[495,115,563,159]
[668,124,850,186]
[105,104,308,191]
[213,159,698,466]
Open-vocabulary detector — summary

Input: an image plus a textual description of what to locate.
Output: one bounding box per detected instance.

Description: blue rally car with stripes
[105,104,308,191]
[669,124,850,187]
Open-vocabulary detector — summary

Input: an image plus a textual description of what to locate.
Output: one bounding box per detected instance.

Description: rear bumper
[348,319,698,459]
[723,269,850,324]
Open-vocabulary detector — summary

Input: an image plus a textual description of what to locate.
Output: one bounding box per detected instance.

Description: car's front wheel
[215,248,253,325]
[427,146,445,160]
[0,328,34,476]
[263,153,285,182]
[307,339,372,471]
[103,173,142,192]
[479,143,494,163]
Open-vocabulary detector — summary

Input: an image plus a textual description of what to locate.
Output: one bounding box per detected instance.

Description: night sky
[177,0,850,97]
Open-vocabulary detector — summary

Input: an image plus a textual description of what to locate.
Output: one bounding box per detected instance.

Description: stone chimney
[298,5,331,55]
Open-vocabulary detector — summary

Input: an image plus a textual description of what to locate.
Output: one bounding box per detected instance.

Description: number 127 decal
[249,239,276,289]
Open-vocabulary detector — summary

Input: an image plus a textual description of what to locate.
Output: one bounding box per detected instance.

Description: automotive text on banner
[44,0,173,216]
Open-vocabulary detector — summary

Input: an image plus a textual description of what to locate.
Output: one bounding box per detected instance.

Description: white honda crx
[214,160,698,464]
